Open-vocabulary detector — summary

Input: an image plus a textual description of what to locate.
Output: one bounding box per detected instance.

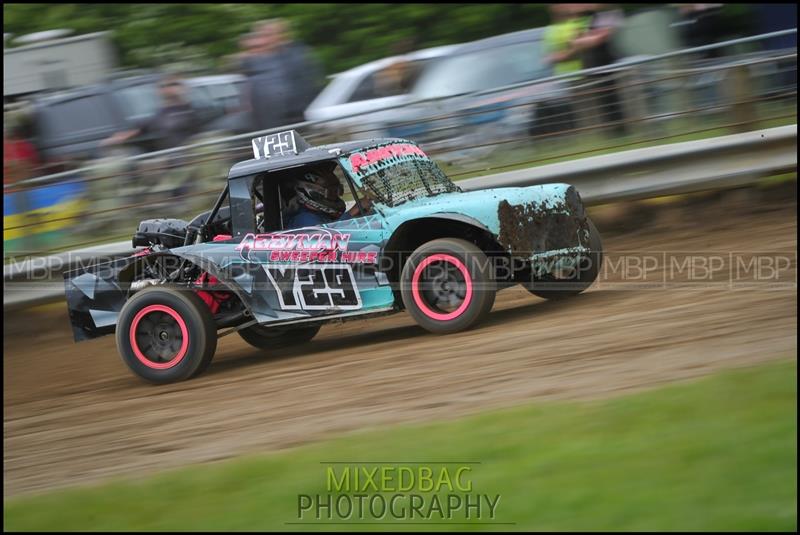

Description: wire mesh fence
[3,32,797,258]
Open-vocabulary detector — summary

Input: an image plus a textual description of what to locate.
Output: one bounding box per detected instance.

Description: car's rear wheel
[401,238,496,334]
[526,217,604,300]
[116,287,217,383]
[238,323,321,350]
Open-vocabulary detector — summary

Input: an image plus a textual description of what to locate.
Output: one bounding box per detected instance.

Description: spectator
[102,74,199,152]
[239,18,323,131]
[575,5,625,70]
[375,38,418,97]
[752,3,797,95]
[674,4,727,59]
[753,3,797,50]
[3,115,40,186]
[375,58,413,97]
[540,4,593,138]
[544,4,590,75]
[573,4,629,136]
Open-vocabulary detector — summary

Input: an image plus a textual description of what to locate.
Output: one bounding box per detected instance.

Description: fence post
[727,64,759,133]
[618,66,646,138]
[573,76,598,133]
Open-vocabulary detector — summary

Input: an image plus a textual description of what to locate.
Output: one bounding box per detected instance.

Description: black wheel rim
[132,309,186,365]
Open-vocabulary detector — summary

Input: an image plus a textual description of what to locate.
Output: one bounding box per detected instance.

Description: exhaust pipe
[130,279,161,291]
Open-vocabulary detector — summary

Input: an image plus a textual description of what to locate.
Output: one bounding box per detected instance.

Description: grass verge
[4,361,797,531]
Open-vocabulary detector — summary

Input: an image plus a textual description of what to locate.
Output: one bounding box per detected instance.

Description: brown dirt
[3,192,797,498]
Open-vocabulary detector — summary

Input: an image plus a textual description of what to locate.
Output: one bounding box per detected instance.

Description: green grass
[4,360,797,531]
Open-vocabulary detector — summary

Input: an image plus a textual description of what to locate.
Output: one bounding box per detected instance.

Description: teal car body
[65,131,594,341]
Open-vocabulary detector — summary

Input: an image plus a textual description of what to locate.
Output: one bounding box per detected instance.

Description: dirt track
[4,192,797,497]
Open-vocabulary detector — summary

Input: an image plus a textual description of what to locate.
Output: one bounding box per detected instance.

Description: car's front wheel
[400,238,496,334]
[116,287,217,384]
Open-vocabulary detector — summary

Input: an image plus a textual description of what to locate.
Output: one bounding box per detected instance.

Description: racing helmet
[293,169,346,219]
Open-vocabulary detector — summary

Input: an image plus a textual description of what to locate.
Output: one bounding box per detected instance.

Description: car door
[323,209,395,313]
[225,167,396,325]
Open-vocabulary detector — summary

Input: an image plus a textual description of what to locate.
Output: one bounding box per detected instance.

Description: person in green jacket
[544,4,590,75]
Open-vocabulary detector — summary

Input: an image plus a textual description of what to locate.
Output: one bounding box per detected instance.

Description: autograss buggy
[65,130,603,383]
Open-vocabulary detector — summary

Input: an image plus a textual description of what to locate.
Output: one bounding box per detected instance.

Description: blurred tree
[3,3,756,75]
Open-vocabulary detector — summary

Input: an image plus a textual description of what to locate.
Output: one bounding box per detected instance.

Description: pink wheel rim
[411,253,474,321]
[129,304,189,370]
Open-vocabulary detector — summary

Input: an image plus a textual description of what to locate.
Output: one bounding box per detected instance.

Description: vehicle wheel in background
[238,324,321,350]
[116,287,217,383]
[401,238,496,334]
[526,217,604,300]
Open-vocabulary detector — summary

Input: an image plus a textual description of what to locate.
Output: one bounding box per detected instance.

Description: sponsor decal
[236,230,377,264]
[265,264,362,311]
[346,143,429,177]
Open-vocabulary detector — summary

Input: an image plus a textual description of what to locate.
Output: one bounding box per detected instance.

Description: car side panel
[213,216,396,324]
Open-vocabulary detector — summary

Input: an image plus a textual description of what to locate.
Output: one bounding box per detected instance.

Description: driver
[285,167,371,228]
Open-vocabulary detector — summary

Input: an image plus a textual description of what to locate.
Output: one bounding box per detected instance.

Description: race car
[64,130,603,383]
